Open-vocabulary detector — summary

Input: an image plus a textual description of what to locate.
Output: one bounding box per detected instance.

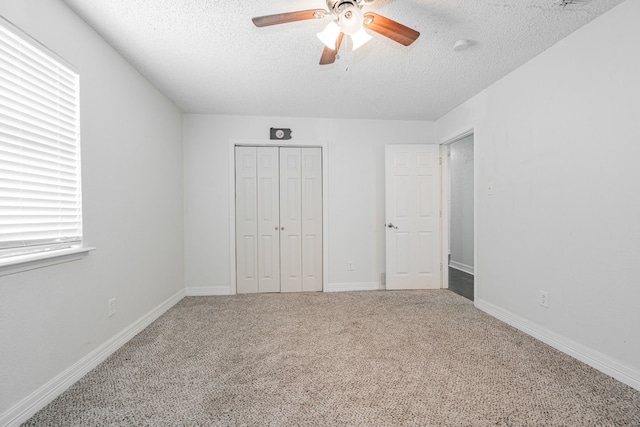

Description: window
[0,17,83,262]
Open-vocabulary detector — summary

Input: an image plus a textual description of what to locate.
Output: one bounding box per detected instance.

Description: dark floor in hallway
[448,267,474,301]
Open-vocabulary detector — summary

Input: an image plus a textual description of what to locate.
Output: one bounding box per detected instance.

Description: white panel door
[385,145,441,290]
[301,148,323,292]
[235,146,258,294]
[257,147,280,293]
[280,148,303,292]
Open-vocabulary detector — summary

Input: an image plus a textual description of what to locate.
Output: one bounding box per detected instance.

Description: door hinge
[440,262,443,271]
[439,156,442,166]
[439,210,442,218]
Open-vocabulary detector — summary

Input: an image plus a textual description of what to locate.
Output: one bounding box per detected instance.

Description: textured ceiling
[61,0,624,121]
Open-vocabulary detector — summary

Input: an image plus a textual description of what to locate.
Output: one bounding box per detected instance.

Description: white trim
[0,16,77,72]
[475,298,640,392]
[229,138,329,295]
[449,260,475,275]
[438,128,477,300]
[228,141,237,295]
[472,129,478,301]
[324,282,381,292]
[440,129,474,146]
[0,289,185,427]
[185,286,232,296]
[439,145,449,289]
[0,247,95,277]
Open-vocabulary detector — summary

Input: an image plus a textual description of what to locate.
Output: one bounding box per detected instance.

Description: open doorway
[445,134,474,300]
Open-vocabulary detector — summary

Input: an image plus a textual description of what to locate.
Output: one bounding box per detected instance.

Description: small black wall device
[270,128,292,140]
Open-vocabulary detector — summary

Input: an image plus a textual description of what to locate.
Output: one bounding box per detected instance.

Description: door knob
[281,227,285,231]
[385,223,398,229]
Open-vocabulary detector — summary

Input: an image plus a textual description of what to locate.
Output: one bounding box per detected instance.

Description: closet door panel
[301,148,323,291]
[257,147,280,293]
[235,147,258,294]
[279,148,302,293]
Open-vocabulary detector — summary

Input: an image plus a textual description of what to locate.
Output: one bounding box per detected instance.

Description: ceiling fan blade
[252,9,326,27]
[363,12,420,46]
[319,32,344,65]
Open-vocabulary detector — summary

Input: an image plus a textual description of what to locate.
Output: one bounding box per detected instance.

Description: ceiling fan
[252,0,420,65]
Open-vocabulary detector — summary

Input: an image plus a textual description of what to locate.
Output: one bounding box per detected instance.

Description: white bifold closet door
[235,146,322,294]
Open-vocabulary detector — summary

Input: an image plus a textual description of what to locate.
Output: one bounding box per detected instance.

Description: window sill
[0,246,95,277]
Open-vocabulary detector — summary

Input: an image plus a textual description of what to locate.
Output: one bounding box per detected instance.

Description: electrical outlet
[108,298,116,317]
[539,291,549,308]
[347,261,354,271]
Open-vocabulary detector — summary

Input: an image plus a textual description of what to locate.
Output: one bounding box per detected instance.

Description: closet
[235,146,322,293]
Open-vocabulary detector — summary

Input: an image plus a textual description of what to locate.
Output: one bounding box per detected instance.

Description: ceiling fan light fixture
[317,21,341,50]
[338,5,364,36]
[351,27,372,50]
[253,3,421,65]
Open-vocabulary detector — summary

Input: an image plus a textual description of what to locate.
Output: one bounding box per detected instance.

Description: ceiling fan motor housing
[325,0,366,36]
[326,0,360,14]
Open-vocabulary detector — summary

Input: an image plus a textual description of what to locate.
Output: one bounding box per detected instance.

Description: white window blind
[0,18,82,259]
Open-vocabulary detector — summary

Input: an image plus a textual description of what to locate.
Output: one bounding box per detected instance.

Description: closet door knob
[281,227,285,231]
[275,227,278,231]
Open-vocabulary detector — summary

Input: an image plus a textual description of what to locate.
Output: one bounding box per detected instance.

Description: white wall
[436,0,640,389]
[0,0,184,421]
[448,135,474,271]
[183,115,434,294]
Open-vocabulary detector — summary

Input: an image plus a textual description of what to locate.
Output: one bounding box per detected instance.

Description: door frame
[439,129,477,298]
[228,139,329,295]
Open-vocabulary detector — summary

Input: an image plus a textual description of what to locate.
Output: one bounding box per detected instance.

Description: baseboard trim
[324,282,381,292]
[475,298,640,392]
[449,261,474,275]
[185,286,232,296]
[0,289,185,427]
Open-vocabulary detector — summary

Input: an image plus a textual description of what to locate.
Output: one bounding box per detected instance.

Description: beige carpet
[24,290,640,426]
